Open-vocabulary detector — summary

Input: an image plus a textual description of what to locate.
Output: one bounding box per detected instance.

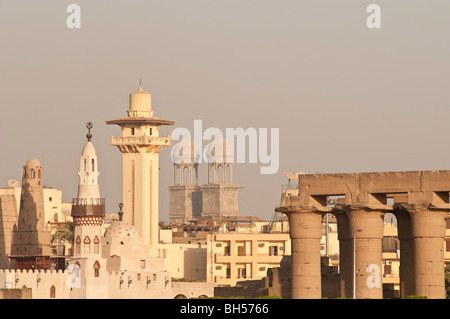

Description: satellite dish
[8,179,19,188]
[61,207,71,217]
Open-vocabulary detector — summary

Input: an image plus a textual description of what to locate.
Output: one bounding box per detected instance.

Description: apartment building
[206,233,291,287]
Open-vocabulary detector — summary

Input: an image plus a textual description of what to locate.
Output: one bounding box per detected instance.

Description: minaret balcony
[72,198,105,206]
[110,135,170,147]
[71,198,106,218]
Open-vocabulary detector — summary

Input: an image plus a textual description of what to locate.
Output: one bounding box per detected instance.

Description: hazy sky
[1,1,450,221]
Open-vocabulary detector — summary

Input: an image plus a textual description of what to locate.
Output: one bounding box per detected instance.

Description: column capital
[275,195,331,214]
[395,202,450,214]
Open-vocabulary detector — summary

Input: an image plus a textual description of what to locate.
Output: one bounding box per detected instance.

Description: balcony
[110,136,170,147]
[72,198,105,206]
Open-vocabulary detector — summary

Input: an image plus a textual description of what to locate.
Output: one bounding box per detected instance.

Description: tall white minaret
[71,122,105,258]
[106,82,174,256]
[77,122,100,201]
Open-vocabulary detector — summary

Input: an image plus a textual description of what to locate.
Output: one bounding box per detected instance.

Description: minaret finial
[118,202,124,222]
[139,78,142,88]
[86,121,93,142]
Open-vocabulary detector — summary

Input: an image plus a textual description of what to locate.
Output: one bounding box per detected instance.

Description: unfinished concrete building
[169,137,239,224]
[276,170,450,299]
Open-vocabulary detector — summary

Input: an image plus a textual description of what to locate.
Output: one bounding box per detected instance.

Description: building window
[75,236,81,254]
[31,169,35,179]
[149,128,153,135]
[91,159,95,172]
[131,128,135,135]
[446,240,450,252]
[238,268,246,279]
[140,260,146,269]
[84,159,87,172]
[94,236,100,254]
[83,236,91,254]
[269,246,278,256]
[384,264,392,275]
[50,285,56,298]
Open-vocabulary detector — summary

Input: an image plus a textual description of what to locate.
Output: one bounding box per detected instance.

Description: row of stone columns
[277,198,449,299]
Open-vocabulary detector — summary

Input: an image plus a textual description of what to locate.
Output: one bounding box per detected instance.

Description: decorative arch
[50,285,56,298]
[93,260,100,277]
[93,236,100,254]
[83,236,91,254]
[75,236,81,254]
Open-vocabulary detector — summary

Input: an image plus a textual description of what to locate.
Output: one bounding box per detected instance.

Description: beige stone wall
[0,195,18,269]
[0,288,32,299]
[159,243,207,281]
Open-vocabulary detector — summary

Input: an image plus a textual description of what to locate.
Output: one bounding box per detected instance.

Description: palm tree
[51,220,75,246]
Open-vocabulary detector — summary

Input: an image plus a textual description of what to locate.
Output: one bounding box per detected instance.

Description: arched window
[93,260,100,277]
[83,236,91,254]
[84,159,87,172]
[217,164,224,183]
[31,169,35,179]
[50,285,56,298]
[93,236,100,254]
[75,236,81,254]
[91,159,95,172]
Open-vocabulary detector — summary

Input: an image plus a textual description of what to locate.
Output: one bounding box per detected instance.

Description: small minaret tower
[71,122,105,259]
[69,122,107,298]
[168,138,202,223]
[10,158,52,269]
[106,81,174,256]
[202,137,239,219]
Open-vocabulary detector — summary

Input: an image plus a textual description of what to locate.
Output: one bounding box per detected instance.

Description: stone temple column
[402,204,448,298]
[393,208,415,298]
[333,212,352,298]
[339,205,386,299]
[276,198,326,299]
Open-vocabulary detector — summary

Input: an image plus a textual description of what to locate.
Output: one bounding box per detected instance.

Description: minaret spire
[86,121,93,142]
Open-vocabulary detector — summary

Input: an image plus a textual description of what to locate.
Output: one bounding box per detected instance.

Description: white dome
[205,137,234,163]
[171,138,200,164]
[104,221,139,238]
[82,141,97,156]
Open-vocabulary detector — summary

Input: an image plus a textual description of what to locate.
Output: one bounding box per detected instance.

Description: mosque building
[0,86,214,298]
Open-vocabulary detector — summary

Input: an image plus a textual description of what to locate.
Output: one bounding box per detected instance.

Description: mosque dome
[129,83,151,112]
[104,221,139,238]
[171,138,201,165]
[206,137,234,163]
